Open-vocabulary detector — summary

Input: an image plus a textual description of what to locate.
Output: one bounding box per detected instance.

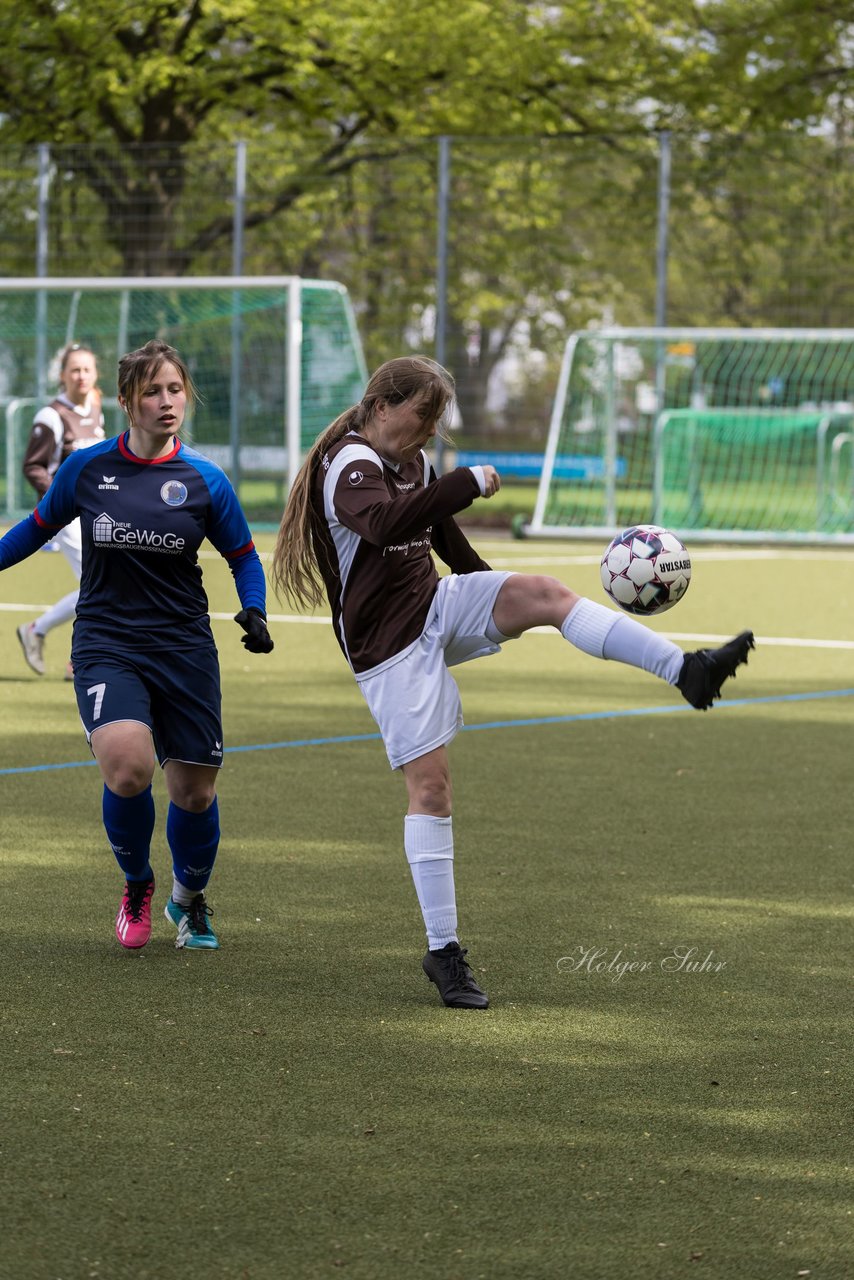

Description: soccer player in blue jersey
[0,339,274,952]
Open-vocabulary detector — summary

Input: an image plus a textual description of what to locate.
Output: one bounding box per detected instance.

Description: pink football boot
[116,878,155,949]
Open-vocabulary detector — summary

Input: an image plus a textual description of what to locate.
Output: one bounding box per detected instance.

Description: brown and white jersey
[311,431,490,674]
[22,391,106,497]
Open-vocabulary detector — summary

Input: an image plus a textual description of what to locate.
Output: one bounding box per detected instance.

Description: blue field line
[2,687,853,779]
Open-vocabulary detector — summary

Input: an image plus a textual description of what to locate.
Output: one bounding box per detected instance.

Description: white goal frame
[523,326,854,545]
[0,276,368,516]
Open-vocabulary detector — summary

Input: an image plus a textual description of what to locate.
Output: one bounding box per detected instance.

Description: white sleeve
[322,442,385,525]
[32,405,64,446]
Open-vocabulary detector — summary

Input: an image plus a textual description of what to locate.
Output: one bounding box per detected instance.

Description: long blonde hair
[272,356,455,609]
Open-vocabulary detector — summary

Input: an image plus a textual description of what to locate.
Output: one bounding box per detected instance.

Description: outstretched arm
[429,461,500,573]
[0,513,61,570]
[327,442,484,546]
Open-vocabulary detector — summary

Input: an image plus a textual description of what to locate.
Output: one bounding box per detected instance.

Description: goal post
[524,327,854,544]
[0,276,369,519]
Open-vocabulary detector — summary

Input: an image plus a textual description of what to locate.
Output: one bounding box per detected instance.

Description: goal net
[526,328,854,543]
[0,277,368,520]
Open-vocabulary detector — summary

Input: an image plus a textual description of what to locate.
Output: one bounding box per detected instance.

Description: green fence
[527,328,854,543]
[0,277,368,522]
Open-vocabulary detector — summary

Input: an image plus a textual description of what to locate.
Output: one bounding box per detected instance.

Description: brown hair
[117,338,199,421]
[60,342,98,374]
[272,356,455,609]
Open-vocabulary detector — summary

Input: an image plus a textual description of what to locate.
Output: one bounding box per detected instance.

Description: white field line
[201,547,854,568]
[0,600,849,648]
[1,602,849,648]
[211,612,852,649]
[488,550,854,568]
[18,543,854,567]
[625,632,854,650]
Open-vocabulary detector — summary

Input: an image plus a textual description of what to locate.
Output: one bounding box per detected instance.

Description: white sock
[560,597,620,656]
[36,589,79,635]
[171,877,201,907]
[404,814,458,950]
[602,614,684,684]
[561,598,684,684]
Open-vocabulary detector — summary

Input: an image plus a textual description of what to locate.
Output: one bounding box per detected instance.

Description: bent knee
[104,765,154,797]
[534,574,576,610]
[170,784,217,813]
[494,573,578,633]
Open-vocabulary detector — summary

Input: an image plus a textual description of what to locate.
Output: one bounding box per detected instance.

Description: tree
[0,0,851,435]
[0,0,641,272]
[7,0,847,272]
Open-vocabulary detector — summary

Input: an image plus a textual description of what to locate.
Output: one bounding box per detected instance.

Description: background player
[16,343,105,680]
[0,339,274,952]
[272,355,754,1010]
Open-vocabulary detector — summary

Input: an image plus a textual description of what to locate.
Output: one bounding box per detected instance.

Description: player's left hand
[234,607,274,653]
[481,464,501,497]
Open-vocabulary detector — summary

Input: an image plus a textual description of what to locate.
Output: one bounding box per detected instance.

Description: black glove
[234,607,274,654]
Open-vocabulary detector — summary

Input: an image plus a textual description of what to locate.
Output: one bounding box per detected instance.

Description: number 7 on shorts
[87,682,107,721]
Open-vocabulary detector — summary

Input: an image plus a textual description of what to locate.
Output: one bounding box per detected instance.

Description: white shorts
[356,570,513,769]
[56,519,83,579]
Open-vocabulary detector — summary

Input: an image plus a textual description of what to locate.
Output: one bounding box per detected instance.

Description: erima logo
[92,512,185,553]
[348,470,364,486]
[98,475,119,491]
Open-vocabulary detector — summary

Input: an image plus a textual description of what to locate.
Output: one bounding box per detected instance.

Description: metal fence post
[230,139,247,495]
[285,278,302,492]
[36,143,50,404]
[655,131,671,330]
[434,135,451,474]
[653,131,672,515]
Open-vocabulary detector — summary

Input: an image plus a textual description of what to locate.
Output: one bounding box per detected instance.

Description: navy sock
[167,798,220,893]
[102,784,155,881]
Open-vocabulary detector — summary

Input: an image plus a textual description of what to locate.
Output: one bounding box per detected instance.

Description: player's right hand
[481,465,501,498]
[234,607,275,654]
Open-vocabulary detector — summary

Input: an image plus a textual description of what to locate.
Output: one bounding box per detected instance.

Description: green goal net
[526,328,854,543]
[0,277,368,521]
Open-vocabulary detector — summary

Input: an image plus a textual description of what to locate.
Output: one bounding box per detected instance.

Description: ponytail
[272,355,455,610]
[271,405,361,609]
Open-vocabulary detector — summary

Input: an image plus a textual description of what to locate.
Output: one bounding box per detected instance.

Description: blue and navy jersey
[25,433,266,652]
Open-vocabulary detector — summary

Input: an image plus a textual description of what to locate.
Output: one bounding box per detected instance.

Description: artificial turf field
[1,532,852,1280]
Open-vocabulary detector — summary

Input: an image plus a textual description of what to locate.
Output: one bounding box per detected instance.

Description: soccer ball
[600,525,691,616]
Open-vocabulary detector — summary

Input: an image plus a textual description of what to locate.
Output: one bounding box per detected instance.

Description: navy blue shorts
[73,646,223,768]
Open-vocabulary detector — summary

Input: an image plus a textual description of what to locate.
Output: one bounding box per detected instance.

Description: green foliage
[0,2,852,435]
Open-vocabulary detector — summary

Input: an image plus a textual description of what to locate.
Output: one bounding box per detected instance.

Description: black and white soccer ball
[600,525,692,616]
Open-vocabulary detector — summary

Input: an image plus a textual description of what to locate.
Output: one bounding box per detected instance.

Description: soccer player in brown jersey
[16,344,105,679]
[273,356,754,1009]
